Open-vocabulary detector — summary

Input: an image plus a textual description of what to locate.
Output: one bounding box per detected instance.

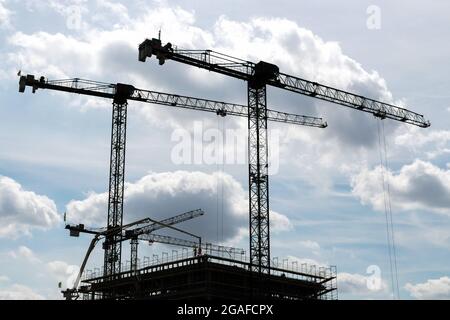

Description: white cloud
[66,170,291,242]
[395,127,450,159]
[92,0,130,26]
[8,245,41,264]
[351,160,450,215]
[47,260,79,289]
[396,128,450,148]
[338,272,388,295]
[0,275,9,282]
[299,240,320,251]
[0,284,45,300]
[405,276,450,300]
[285,255,326,269]
[3,246,79,297]
[22,0,89,25]
[394,221,450,249]
[0,0,12,29]
[214,16,392,99]
[66,190,107,226]
[0,176,61,238]
[271,211,293,232]
[273,239,321,257]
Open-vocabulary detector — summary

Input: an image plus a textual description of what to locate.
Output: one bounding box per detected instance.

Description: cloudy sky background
[0,0,450,299]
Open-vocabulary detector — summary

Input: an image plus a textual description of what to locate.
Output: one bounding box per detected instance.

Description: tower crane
[138,37,431,274]
[19,74,326,280]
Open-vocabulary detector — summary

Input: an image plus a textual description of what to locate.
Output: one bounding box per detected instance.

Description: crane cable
[216,117,220,243]
[221,116,225,242]
[216,115,226,243]
[220,117,225,242]
[376,118,400,299]
[377,118,394,298]
[381,120,400,298]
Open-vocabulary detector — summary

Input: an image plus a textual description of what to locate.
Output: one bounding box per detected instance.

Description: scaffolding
[79,251,337,300]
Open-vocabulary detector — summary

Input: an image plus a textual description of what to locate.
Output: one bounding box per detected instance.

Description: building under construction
[18,34,430,301]
[78,250,337,300]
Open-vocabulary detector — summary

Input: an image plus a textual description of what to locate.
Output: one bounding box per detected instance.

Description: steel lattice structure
[247,84,270,273]
[103,99,127,279]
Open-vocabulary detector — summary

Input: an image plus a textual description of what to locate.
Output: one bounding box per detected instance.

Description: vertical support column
[103,100,128,279]
[130,238,138,275]
[247,83,270,274]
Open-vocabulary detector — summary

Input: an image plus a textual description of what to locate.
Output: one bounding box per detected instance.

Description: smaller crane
[62,209,204,300]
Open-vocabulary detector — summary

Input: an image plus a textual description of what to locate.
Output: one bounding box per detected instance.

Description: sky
[0,0,450,300]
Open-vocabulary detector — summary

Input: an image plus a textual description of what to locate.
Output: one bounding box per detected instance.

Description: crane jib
[18,74,327,128]
[138,38,430,128]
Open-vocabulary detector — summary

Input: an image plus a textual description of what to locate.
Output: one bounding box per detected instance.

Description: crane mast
[104,87,130,278]
[138,37,431,274]
[246,61,281,273]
